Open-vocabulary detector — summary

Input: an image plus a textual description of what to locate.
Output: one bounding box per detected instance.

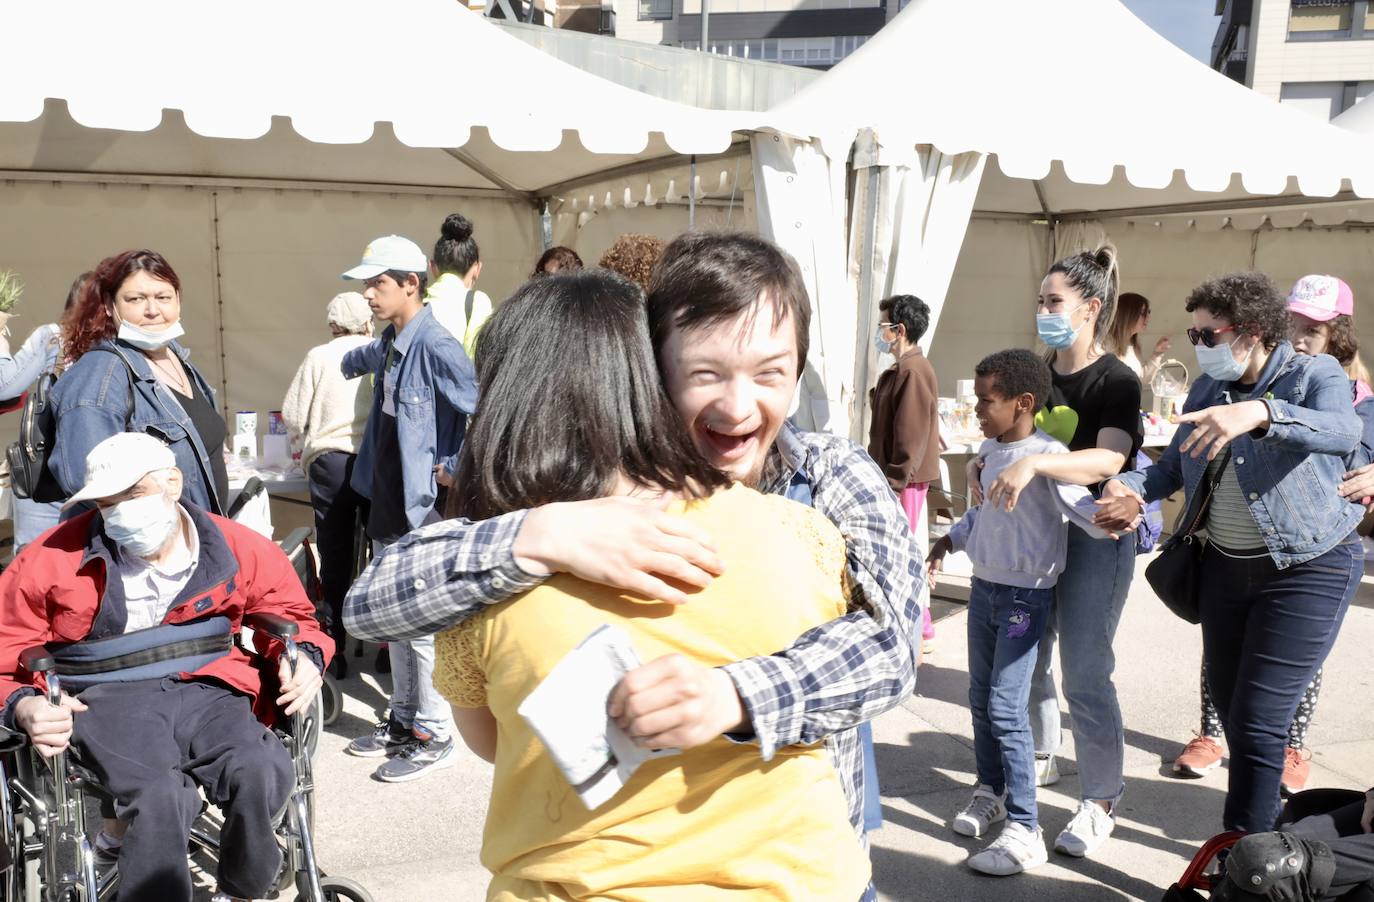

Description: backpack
[7,349,136,503]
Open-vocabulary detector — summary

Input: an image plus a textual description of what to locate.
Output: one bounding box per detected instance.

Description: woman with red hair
[49,249,227,514]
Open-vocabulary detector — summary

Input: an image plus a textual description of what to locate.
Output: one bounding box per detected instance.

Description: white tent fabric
[1334,94,1374,137]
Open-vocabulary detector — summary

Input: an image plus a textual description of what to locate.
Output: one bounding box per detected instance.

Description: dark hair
[1324,313,1360,368]
[1107,291,1150,360]
[1185,272,1290,351]
[432,213,479,277]
[384,269,428,298]
[447,270,729,521]
[878,294,930,344]
[532,246,584,278]
[647,232,811,374]
[63,271,92,313]
[975,348,1052,411]
[1046,244,1121,347]
[64,250,181,362]
[597,234,666,293]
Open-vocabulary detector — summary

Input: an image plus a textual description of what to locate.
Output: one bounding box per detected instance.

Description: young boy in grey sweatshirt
[927,349,1106,877]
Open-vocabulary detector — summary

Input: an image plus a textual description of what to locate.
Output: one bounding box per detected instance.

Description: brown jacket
[868,348,941,491]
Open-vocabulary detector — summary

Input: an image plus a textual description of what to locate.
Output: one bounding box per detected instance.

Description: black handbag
[1143,448,1232,625]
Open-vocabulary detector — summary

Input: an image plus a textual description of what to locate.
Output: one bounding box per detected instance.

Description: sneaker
[921,637,936,655]
[967,821,1049,876]
[1054,800,1115,858]
[1035,754,1060,787]
[345,713,411,758]
[1281,747,1311,797]
[952,785,1007,838]
[1173,734,1225,778]
[374,735,457,783]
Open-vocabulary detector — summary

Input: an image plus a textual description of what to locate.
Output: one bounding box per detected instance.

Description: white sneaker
[1034,754,1060,787]
[967,821,1049,876]
[1054,800,1116,857]
[952,785,1007,838]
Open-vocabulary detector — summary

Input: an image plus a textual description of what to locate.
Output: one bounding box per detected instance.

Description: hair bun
[441,213,474,243]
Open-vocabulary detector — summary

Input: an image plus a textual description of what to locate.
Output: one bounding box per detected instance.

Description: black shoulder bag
[1143,447,1232,625]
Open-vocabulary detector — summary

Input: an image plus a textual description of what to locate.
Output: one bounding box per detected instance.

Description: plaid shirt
[342,423,924,837]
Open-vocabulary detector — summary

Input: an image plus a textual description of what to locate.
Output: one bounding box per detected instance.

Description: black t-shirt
[1035,354,1143,474]
[172,381,229,509]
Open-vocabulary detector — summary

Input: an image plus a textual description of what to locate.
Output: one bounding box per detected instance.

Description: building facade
[1213,0,1374,119]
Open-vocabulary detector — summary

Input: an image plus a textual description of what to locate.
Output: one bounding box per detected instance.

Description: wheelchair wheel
[321,672,342,728]
[295,874,374,902]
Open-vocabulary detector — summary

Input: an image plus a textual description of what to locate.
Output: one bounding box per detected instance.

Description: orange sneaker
[1281,747,1311,797]
[1173,734,1225,777]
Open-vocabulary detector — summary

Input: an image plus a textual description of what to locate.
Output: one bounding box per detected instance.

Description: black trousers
[1278,789,1374,899]
[308,451,370,645]
[72,679,293,901]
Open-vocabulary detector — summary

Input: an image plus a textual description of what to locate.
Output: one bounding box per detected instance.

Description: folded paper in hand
[518,624,676,810]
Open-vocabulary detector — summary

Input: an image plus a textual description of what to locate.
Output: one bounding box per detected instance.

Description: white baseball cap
[326,291,372,332]
[341,235,428,281]
[63,432,177,509]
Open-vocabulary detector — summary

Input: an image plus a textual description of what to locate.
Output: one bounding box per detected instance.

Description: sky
[1120,0,1220,62]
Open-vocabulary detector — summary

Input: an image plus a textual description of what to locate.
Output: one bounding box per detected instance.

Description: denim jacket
[49,339,223,514]
[1114,342,1361,569]
[342,305,477,531]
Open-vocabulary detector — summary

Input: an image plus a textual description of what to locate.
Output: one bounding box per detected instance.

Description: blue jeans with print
[967,577,1054,828]
[1029,525,1134,803]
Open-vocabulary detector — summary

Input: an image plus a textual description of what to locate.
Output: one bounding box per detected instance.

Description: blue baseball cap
[341,235,428,281]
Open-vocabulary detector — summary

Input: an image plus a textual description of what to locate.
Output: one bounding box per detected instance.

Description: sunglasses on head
[1186,325,1239,348]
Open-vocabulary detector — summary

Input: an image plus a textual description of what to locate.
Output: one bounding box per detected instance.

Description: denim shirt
[342,304,477,531]
[49,339,223,514]
[1114,342,1361,568]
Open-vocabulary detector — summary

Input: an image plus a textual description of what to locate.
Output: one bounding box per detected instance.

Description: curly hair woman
[597,233,665,293]
[1098,272,1364,833]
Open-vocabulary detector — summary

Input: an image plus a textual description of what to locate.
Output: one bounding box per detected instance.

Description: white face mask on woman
[117,320,185,352]
[102,492,179,557]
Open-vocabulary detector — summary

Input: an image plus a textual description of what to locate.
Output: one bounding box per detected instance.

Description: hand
[1339,463,1374,507]
[1152,336,1171,358]
[277,655,323,716]
[513,497,724,605]
[1093,495,1144,537]
[1362,788,1374,834]
[607,655,745,749]
[434,463,454,488]
[14,692,88,758]
[986,456,1039,512]
[1174,401,1270,461]
[925,535,953,587]
[965,456,986,506]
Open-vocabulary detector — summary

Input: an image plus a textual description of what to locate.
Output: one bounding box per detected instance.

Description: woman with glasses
[1105,292,1171,383]
[1097,272,1363,834]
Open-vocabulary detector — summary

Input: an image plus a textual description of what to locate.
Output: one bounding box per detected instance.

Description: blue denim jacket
[49,339,223,513]
[342,305,477,531]
[1115,342,1361,568]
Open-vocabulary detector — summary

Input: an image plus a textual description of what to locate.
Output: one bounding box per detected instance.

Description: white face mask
[102,492,179,557]
[117,320,185,352]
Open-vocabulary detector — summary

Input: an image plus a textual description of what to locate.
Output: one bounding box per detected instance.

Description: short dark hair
[1185,272,1290,350]
[647,232,811,373]
[447,270,729,521]
[433,212,479,276]
[878,294,930,344]
[974,348,1052,410]
[384,269,428,297]
[1324,313,1360,367]
[532,246,583,278]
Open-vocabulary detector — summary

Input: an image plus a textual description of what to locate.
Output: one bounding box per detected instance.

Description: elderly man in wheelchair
[0,432,338,902]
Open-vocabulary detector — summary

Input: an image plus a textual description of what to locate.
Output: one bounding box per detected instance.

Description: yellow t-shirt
[435,483,870,902]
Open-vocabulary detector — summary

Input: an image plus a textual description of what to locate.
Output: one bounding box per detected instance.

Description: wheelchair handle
[47,673,62,708]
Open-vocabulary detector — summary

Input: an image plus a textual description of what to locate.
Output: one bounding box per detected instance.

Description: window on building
[1288,1,1354,39]
[688,34,869,67]
[1279,80,1346,119]
[638,0,672,20]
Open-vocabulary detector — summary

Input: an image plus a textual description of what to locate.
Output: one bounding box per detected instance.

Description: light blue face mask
[874,326,893,355]
[117,320,185,352]
[1035,303,1087,350]
[1194,339,1251,383]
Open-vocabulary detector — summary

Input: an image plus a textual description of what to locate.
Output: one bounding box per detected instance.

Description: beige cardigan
[281,334,374,469]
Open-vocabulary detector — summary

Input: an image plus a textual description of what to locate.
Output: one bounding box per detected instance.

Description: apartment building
[1213,0,1374,120]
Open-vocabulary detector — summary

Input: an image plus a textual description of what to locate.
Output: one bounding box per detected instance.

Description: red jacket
[0,504,333,724]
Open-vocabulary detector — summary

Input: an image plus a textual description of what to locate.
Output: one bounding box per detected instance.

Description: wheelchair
[0,613,374,902]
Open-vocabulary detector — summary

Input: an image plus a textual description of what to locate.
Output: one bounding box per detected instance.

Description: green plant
[0,270,22,313]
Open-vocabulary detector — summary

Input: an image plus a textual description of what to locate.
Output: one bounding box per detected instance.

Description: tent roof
[1334,94,1374,137]
[0,0,761,197]
[773,0,1374,207]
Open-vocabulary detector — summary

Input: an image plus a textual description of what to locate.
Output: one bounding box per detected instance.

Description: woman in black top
[982,245,1142,859]
[51,249,227,513]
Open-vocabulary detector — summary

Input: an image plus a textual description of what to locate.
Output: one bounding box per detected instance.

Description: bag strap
[1174,447,1233,540]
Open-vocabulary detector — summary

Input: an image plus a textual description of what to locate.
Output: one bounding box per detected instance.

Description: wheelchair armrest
[19,645,54,674]
[278,526,312,560]
[225,476,266,520]
[243,612,299,641]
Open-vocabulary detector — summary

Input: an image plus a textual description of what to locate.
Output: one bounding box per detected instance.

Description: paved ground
[283,555,1374,900]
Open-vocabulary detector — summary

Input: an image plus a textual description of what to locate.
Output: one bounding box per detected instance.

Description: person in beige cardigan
[282,291,374,676]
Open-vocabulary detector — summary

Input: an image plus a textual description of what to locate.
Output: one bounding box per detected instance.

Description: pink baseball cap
[1287,274,1354,322]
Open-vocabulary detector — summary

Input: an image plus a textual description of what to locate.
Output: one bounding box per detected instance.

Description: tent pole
[852,166,882,444]
[209,191,230,419]
[689,155,697,230]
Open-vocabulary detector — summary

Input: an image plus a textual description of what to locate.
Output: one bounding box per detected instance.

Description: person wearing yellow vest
[424,212,492,357]
[434,270,870,901]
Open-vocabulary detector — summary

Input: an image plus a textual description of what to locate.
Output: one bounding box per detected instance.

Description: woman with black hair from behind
[432,269,871,900]
[425,212,492,357]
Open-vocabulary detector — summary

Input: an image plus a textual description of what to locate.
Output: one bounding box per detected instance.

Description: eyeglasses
[1186,324,1239,348]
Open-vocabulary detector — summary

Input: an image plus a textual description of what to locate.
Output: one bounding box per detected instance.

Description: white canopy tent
[0,0,773,423]
[756,0,1374,440]
[1335,94,1374,136]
